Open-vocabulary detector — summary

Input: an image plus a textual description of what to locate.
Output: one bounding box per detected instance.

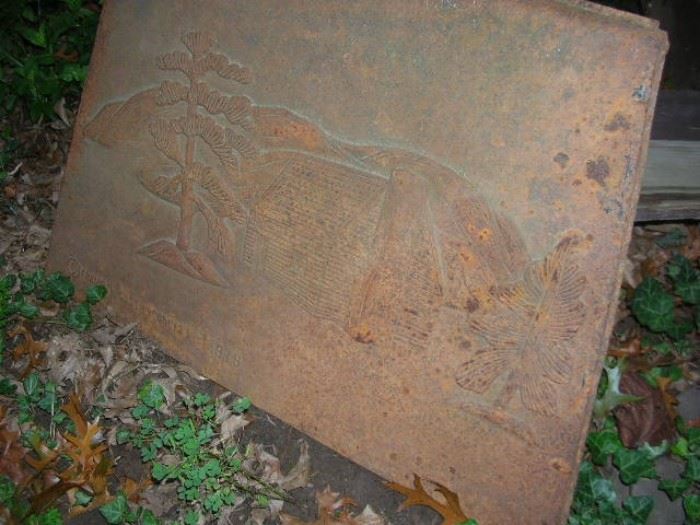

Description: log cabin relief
[84,32,589,421]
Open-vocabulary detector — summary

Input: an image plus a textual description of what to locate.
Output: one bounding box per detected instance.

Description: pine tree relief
[138,32,257,286]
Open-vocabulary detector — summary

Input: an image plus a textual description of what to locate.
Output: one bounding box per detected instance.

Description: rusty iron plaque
[48,1,667,522]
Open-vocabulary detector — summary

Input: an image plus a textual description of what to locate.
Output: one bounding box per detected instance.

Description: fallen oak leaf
[0,404,32,485]
[27,395,114,515]
[279,486,385,525]
[279,440,311,491]
[10,324,47,379]
[386,474,473,525]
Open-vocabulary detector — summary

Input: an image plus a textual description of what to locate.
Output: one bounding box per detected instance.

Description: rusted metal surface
[48,1,667,523]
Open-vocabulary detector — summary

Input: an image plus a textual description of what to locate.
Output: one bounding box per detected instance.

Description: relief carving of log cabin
[84,32,589,421]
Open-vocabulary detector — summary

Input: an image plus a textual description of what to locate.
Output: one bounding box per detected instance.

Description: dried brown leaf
[0,405,32,485]
[387,474,470,525]
[279,486,386,525]
[614,372,676,447]
[10,325,47,378]
[278,440,311,491]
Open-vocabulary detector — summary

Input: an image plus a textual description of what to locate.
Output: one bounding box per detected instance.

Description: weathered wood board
[48,1,667,523]
[639,140,700,221]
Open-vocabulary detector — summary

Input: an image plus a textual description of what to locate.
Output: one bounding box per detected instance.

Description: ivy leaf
[631,278,675,333]
[0,475,15,505]
[99,492,129,524]
[64,303,92,331]
[684,456,700,482]
[664,320,694,341]
[658,478,691,501]
[612,448,656,485]
[688,428,700,453]
[573,461,618,507]
[18,302,39,319]
[586,419,623,465]
[0,379,17,396]
[139,508,159,525]
[684,494,700,523]
[655,227,687,248]
[85,284,108,305]
[622,495,653,522]
[667,255,700,304]
[32,508,63,525]
[672,437,690,459]
[43,272,75,303]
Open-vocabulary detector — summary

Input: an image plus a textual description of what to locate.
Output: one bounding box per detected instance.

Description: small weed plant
[111,383,284,524]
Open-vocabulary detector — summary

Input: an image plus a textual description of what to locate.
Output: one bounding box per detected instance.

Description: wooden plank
[638,140,700,221]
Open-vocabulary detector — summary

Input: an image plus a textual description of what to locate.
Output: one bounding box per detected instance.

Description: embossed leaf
[192,162,247,223]
[156,80,188,106]
[182,32,214,56]
[196,52,252,84]
[136,171,181,205]
[158,50,193,75]
[193,82,251,126]
[456,233,586,416]
[149,119,184,166]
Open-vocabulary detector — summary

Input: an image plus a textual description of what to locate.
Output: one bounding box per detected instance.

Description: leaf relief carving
[191,162,247,223]
[157,51,192,76]
[195,52,252,84]
[456,232,587,416]
[156,80,189,106]
[182,32,215,56]
[149,119,184,166]
[136,171,181,205]
[192,82,252,127]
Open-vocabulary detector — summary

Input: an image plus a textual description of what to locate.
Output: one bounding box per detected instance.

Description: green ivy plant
[112,383,285,524]
[0,268,107,363]
[571,253,700,524]
[0,0,99,121]
[632,254,699,342]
